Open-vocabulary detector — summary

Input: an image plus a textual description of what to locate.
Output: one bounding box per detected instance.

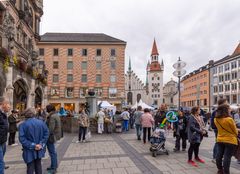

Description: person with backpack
[121,108,130,132]
[46,104,62,173]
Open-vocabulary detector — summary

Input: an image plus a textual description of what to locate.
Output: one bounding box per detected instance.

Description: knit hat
[21,108,36,118]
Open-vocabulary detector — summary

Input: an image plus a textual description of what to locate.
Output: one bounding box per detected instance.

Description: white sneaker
[11,143,18,146]
[83,140,86,143]
[75,140,80,143]
[212,159,216,163]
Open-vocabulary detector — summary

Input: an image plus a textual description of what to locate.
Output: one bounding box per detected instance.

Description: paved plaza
[4,129,240,174]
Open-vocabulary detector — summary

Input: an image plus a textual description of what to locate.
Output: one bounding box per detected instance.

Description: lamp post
[173,57,186,110]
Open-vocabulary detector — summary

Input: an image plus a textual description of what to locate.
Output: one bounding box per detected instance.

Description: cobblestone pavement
[4,129,240,174]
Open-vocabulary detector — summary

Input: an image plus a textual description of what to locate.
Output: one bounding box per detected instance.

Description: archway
[13,79,28,111]
[35,87,43,107]
[127,92,133,105]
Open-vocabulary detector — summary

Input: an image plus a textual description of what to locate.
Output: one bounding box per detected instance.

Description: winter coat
[0,109,8,144]
[154,111,166,127]
[188,115,203,144]
[19,118,49,164]
[46,112,62,144]
[173,116,187,137]
[134,111,143,125]
[141,113,154,128]
[78,113,89,127]
[8,114,18,133]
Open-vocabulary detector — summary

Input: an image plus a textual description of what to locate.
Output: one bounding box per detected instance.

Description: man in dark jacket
[0,97,10,174]
[46,104,62,173]
[19,108,49,174]
[154,104,167,128]
[8,110,19,146]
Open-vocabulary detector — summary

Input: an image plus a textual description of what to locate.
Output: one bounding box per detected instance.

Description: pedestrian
[210,98,228,163]
[19,108,49,174]
[187,106,207,167]
[173,111,187,152]
[8,110,20,146]
[46,104,62,173]
[0,97,10,174]
[140,108,154,144]
[96,108,105,134]
[154,104,167,128]
[133,106,143,140]
[35,103,47,121]
[121,108,130,132]
[214,104,239,174]
[77,108,89,143]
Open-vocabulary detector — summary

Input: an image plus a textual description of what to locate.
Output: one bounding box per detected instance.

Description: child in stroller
[149,126,169,157]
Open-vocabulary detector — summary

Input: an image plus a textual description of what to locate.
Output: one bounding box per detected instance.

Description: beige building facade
[38,33,126,112]
[163,79,178,109]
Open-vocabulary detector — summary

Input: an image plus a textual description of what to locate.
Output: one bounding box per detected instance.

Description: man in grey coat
[133,106,143,140]
[46,104,62,173]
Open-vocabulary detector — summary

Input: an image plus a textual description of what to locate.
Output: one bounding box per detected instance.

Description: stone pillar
[27,79,35,108]
[42,86,48,108]
[4,65,14,110]
[75,101,80,113]
[86,96,97,117]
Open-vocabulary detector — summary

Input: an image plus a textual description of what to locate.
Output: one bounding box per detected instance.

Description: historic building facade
[125,39,164,107]
[0,0,47,110]
[38,33,126,112]
[181,63,211,111]
[210,43,240,106]
[163,79,178,109]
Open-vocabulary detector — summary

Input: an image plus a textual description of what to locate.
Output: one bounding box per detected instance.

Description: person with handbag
[187,106,207,167]
[214,104,238,174]
[77,108,89,143]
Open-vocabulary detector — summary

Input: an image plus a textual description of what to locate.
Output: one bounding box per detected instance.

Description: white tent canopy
[131,100,154,110]
[98,101,116,114]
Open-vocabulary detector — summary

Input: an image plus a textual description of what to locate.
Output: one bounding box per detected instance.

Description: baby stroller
[115,122,122,133]
[149,127,169,157]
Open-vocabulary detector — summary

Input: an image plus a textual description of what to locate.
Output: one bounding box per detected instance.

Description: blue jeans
[123,120,129,132]
[135,124,142,139]
[47,142,57,169]
[213,130,218,159]
[0,143,6,174]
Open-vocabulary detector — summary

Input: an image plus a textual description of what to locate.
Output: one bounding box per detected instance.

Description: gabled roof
[40,33,126,43]
[151,39,159,56]
[232,42,240,57]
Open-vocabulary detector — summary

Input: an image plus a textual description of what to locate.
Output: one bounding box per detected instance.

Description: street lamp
[173,57,186,110]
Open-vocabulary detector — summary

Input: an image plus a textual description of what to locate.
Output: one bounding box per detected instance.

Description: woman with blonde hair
[214,104,238,174]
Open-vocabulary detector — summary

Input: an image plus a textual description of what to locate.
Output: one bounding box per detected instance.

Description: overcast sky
[41,0,240,84]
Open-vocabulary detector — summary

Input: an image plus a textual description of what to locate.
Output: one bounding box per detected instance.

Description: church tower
[147,39,164,106]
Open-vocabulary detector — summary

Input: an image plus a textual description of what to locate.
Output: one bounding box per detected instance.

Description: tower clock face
[152,83,159,92]
[154,73,158,77]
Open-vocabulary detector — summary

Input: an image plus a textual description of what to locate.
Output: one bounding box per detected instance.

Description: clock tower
[147,39,164,107]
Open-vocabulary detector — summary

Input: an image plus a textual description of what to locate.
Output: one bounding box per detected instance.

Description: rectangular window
[213,67,217,74]
[224,63,230,71]
[204,99,207,106]
[81,61,87,70]
[225,73,230,81]
[96,74,102,83]
[218,66,223,73]
[53,74,59,83]
[226,95,230,103]
[109,88,117,98]
[53,61,59,69]
[81,74,87,83]
[96,49,101,56]
[232,83,237,90]
[67,74,73,82]
[111,49,116,56]
[219,85,223,92]
[232,72,237,80]
[110,75,116,83]
[80,88,87,98]
[232,94,237,104]
[219,75,224,82]
[225,84,230,92]
[39,61,44,69]
[214,96,218,104]
[39,48,44,56]
[53,48,58,56]
[95,88,103,97]
[231,61,237,69]
[67,61,73,69]
[65,87,73,98]
[96,62,101,69]
[110,61,116,69]
[82,49,88,56]
[68,48,73,56]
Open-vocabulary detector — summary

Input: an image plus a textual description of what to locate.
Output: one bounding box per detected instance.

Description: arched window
[137,94,141,103]
[127,92,133,105]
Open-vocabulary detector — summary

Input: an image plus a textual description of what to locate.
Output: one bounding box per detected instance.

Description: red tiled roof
[150,62,161,71]
[232,43,240,57]
[151,39,159,56]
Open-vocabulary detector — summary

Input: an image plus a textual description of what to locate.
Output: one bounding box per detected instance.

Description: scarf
[193,114,205,131]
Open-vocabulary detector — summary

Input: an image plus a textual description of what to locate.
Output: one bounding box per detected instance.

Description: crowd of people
[1,96,240,174]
